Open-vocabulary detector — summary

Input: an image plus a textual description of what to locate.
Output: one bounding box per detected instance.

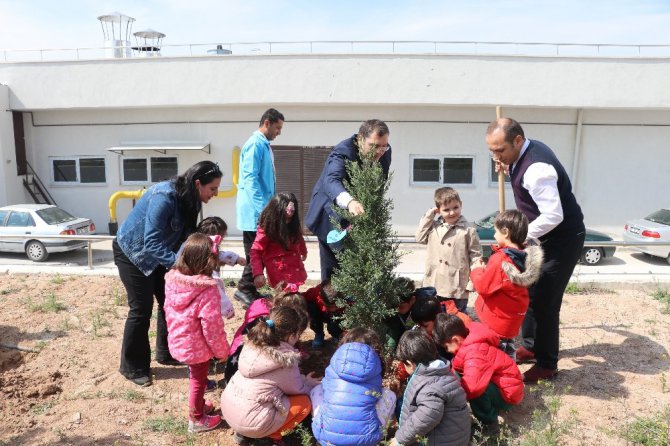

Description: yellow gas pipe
[107,146,240,234]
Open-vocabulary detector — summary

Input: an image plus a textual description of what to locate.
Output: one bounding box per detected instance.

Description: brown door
[273,145,332,233]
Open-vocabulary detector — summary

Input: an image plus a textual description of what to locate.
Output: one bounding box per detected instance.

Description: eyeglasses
[365,143,391,154]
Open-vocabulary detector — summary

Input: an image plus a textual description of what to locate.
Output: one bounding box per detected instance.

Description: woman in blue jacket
[311,327,396,446]
[113,160,222,386]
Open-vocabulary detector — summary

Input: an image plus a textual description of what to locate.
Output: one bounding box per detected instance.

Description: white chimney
[97,12,135,58]
[133,29,166,57]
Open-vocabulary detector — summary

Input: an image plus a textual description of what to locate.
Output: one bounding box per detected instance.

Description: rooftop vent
[133,29,166,57]
[97,12,135,58]
[207,44,232,55]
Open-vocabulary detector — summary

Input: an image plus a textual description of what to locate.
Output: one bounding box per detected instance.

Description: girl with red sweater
[251,192,307,290]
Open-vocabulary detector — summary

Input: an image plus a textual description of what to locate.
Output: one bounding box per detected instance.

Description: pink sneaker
[188,414,222,433]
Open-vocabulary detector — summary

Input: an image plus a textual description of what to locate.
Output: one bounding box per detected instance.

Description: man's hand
[347,199,365,216]
[493,159,510,176]
[253,275,266,289]
[237,257,247,267]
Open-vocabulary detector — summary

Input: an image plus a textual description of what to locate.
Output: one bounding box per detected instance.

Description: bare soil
[1,273,669,445]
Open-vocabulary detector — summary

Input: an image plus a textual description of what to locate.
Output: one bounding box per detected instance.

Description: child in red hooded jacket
[433,313,523,434]
[469,210,543,359]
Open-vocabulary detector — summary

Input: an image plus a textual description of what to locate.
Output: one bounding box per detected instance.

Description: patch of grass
[517,382,576,446]
[28,292,66,313]
[224,278,237,287]
[620,406,670,446]
[51,273,65,285]
[0,288,19,296]
[144,415,188,435]
[651,289,670,314]
[564,282,582,295]
[111,286,126,306]
[30,400,56,415]
[121,389,145,402]
[90,308,112,338]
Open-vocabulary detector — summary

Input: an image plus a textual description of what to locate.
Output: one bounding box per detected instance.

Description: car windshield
[645,209,670,226]
[36,207,77,225]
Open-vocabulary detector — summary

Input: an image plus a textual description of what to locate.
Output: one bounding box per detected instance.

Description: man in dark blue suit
[305,119,392,281]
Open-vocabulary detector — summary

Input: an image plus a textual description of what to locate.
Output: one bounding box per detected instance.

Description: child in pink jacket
[221,306,320,445]
[164,233,230,434]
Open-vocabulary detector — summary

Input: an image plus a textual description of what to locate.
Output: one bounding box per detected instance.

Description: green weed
[564,282,582,295]
[111,286,126,306]
[28,292,66,313]
[651,289,670,314]
[144,415,188,435]
[0,288,19,296]
[225,278,237,287]
[517,382,576,446]
[620,406,670,446]
[121,389,145,402]
[30,400,56,415]
[51,273,65,285]
[90,309,112,338]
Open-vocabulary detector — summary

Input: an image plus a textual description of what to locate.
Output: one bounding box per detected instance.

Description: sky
[1,0,669,51]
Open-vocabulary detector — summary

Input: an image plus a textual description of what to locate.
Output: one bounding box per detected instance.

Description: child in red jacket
[304,280,345,348]
[251,192,307,289]
[469,210,543,358]
[433,313,523,433]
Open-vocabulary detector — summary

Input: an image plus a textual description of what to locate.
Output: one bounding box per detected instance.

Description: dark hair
[396,329,438,366]
[434,187,461,208]
[259,108,285,126]
[247,306,303,347]
[394,277,416,303]
[197,216,228,236]
[411,295,441,324]
[432,313,469,345]
[494,210,528,245]
[357,119,390,139]
[486,118,525,144]
[173,161,223,234]
[320,279,344,306]
[257,192,302,250]
[174,233,219,276]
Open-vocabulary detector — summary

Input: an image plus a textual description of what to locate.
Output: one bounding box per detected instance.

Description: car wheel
[581,247,603,266]
[25,240,49,262]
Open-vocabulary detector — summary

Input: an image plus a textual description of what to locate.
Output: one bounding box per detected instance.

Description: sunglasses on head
[199,163,221,178]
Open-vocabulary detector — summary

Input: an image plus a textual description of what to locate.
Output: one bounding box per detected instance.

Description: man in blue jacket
[235,108,284,305]
[305,119,392,281]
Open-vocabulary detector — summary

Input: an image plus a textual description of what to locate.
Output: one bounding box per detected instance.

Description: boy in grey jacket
[391,330,471,446]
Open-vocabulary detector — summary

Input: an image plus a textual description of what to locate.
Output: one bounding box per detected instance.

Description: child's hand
[301,253,307,262]
[237,257,247,267]
[388,439,398,446]
[431,206,439,215]
[253,275,266,289]
[305,371,322,387]
[473,258,486,269]
[325,304,340,313]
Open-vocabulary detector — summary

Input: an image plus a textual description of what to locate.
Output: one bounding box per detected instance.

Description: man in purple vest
[486,118,585,383]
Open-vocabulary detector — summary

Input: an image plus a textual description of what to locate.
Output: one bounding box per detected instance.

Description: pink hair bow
[209,235,221,255]
[284,283,301,293]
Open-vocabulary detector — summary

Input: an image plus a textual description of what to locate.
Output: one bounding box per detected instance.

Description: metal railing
[4,40,670,63]
[1,234,669,270]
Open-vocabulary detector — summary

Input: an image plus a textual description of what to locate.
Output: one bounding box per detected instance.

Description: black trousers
[521,230,585,370]
[237,230,259,295]
[318,238,339,282]
[113,239,172,379]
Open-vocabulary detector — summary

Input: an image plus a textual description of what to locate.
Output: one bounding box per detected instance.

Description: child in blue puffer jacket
[311,327,396,446]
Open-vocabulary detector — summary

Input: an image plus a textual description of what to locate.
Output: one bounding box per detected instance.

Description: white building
[1,41,669,236]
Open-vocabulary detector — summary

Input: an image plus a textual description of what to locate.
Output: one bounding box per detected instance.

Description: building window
[51,157,106,184]
[489,157,511,186]
[411,156,474,185]
[121,156,178,184]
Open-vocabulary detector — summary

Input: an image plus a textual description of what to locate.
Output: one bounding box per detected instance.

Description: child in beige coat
[415,187,483,314]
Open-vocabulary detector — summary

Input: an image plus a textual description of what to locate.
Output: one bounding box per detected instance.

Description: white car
[0,204,95,262]
[623,208,670,264]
